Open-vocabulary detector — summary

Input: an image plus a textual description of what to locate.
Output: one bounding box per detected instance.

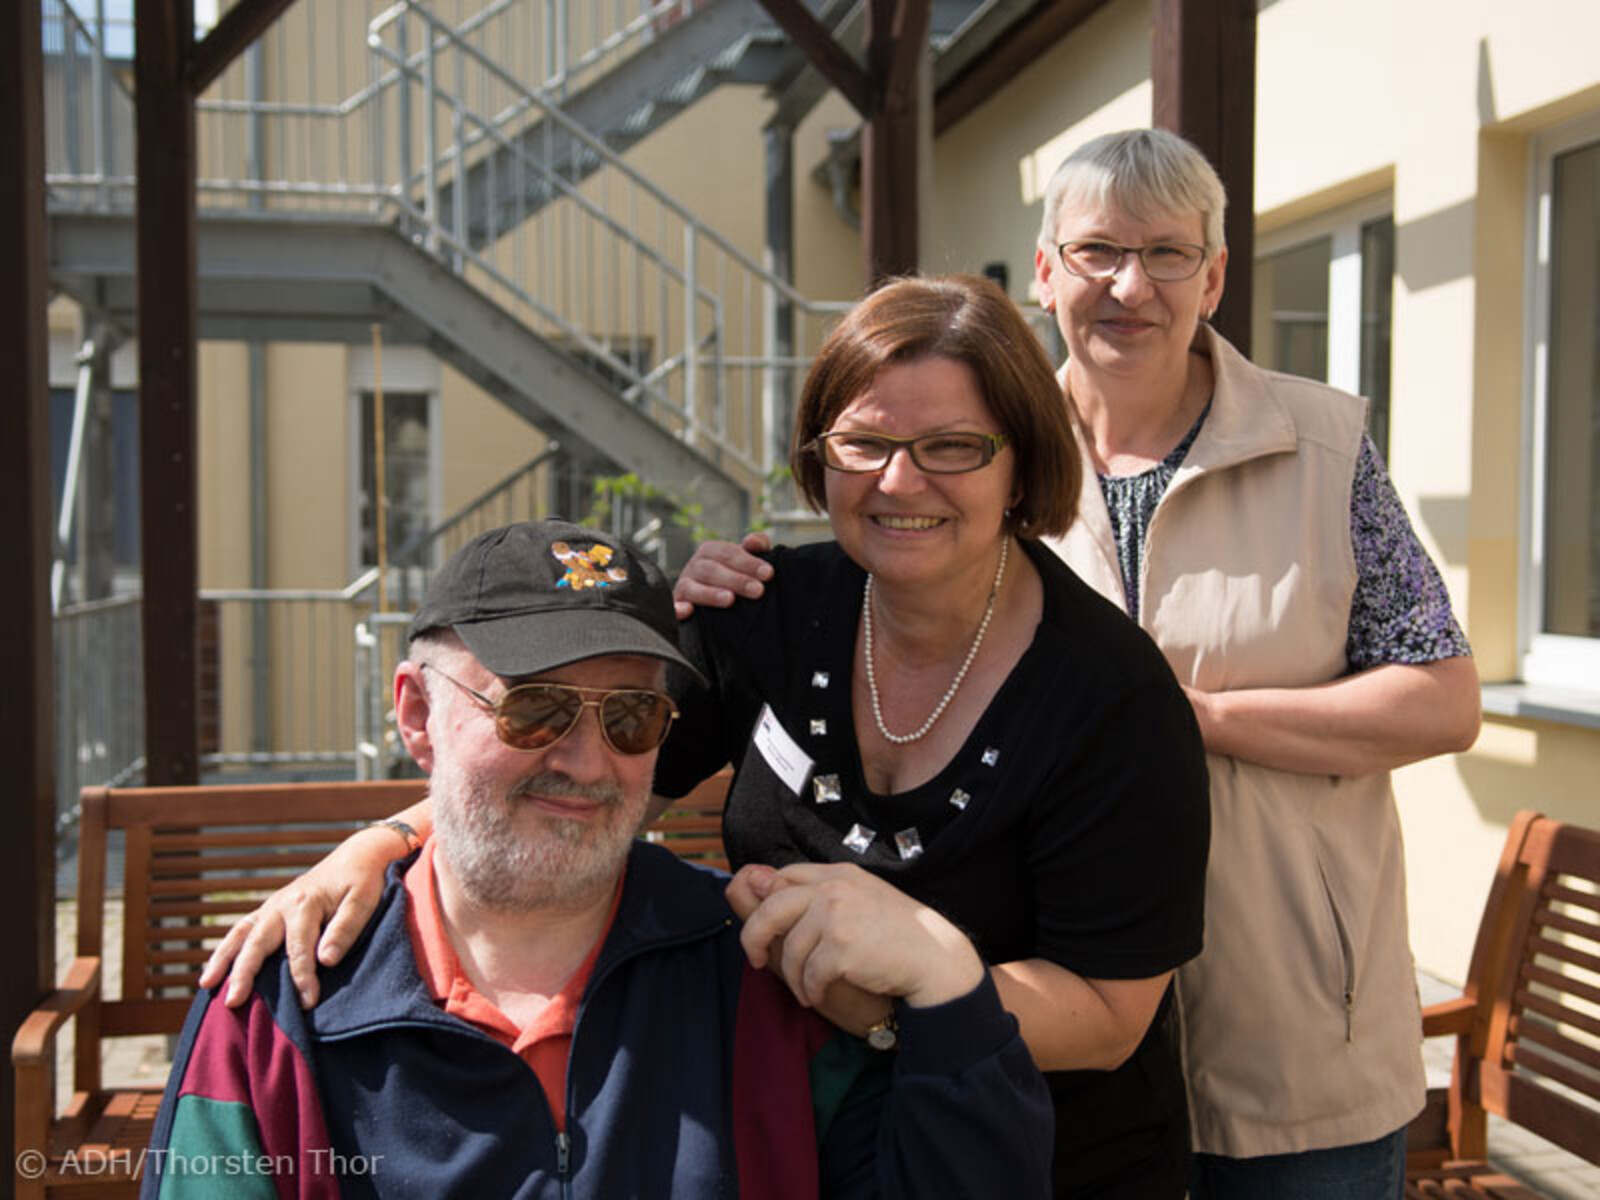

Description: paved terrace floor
[47,901,1600,1195]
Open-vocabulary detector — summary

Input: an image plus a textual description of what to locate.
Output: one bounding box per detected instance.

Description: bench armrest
[1420,995,1476,1038]
[11,957,103,1066]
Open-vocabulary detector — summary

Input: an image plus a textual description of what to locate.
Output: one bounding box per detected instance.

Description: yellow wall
[438,361,548,518]
[933,0,1151,300]
[793,92,865,307]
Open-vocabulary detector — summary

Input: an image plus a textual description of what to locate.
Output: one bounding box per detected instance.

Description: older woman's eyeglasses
[1056,240,1207,282]
[808,431,1009,475]
[421,664,678,755]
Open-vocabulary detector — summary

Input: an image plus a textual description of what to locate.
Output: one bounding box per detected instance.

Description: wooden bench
[12,773,729,1198]
[1405,810,1600,1199]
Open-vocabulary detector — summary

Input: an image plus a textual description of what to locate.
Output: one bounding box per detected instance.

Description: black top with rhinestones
[655,539,1210,1190]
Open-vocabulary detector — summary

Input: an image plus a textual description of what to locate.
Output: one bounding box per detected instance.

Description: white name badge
[752,704,814,796]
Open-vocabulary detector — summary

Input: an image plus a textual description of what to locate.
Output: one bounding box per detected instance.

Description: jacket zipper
[558,915,735,1188]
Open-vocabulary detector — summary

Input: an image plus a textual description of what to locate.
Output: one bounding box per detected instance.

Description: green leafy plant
[582,473,722,544]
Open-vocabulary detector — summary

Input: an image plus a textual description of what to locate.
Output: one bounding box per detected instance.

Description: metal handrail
[389,443,563,565]
[367,2,837,311]
[43,0,855,490]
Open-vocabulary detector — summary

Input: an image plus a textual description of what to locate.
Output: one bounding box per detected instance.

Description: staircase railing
[43,0,852,498]
[385,443,563,610]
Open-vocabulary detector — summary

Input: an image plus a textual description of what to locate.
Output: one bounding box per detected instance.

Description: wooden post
[372,324,388,613]
[135,0,201,785]
[859,0,931,284]
[0,0,58,1167]
[758,0,931,286]
[1151,0,1256,355]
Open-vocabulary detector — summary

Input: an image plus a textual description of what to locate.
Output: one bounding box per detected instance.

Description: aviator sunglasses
[421,663,678,756]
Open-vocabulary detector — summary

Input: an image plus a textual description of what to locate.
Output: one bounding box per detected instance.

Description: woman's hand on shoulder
[198,824,406,1009]
[672,531,775,619]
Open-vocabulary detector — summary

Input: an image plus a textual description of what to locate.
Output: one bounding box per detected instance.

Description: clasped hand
[725,862,985,1025]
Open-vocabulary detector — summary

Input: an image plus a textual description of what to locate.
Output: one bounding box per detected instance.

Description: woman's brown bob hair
[791,274,1080,539]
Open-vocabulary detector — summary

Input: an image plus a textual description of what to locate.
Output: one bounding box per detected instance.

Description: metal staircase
[43,0,863,542]
[43,0,1019,543]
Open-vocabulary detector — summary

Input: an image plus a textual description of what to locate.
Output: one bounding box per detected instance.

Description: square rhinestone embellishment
[843,824,876,854]
[812,774,842,804]
[810,719,827,736]
[949,788,971,811]
[811,671,830,688]
[981,747,1000,767]
[894,828,924,861]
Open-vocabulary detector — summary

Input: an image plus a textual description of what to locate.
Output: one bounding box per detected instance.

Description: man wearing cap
[143,520,1051,1199]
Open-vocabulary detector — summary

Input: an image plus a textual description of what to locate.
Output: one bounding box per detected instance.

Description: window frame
[346,346,442,580]
[1520,110,1600,690]
[1256,192,1393,398]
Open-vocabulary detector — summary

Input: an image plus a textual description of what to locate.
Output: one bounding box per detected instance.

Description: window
[1524,115,1600,688]
[358,391,435,568]
[1253,197,1394,457]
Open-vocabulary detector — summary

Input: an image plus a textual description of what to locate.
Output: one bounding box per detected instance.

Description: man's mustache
[509,771,626,809]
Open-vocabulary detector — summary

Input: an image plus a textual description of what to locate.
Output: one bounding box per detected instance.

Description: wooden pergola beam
[134,0,290,787]
[191,0,298,92]
[936,0,1108,136]
[0,0,57,1170]
[756,0,872,116]
[759,0,930,285]
[860,0,930,284]
[135,0,203,787]
[1152,0,1256,354]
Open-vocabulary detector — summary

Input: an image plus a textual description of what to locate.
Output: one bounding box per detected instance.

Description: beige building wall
[438,362,549,518]
[932,0,1152,294]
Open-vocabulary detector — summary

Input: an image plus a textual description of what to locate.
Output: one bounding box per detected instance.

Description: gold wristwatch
[864,1011,899,1051]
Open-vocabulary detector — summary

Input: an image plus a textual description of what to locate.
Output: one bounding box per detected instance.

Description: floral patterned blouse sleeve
[1346,434,1473,669]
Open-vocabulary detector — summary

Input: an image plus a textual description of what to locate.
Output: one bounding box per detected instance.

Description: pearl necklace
[862,537,1009,745]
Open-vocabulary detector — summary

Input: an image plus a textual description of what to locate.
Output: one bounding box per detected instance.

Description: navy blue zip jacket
[142,841,1053,1198]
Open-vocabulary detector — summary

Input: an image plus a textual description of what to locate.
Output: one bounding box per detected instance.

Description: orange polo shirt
[403,839,621,1130]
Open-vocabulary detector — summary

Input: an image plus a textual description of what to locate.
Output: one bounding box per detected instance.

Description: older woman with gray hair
[678,128,1481,1199]
[1027,128,1479,1197]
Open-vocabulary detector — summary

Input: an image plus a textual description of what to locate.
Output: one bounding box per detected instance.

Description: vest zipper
[556,1130,570,1176]
[1317,860,1358,1043]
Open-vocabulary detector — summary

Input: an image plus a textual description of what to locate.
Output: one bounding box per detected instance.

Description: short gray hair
[409,628,470,705]
[1037,128,1228,253]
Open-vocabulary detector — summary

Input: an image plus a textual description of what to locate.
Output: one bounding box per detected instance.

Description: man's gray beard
[431,756,643,912]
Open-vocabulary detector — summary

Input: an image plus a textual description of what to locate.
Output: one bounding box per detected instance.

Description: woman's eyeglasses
[808,430,1009,475]
[422,664,678,756]
[1056,240,1208,282]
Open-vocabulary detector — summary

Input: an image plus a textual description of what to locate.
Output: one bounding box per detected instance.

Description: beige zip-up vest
[1046,327,1424,1157]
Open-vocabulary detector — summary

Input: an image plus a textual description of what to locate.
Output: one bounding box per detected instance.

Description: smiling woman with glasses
[650,273,1212,1199]
[1022,126,1480,1200]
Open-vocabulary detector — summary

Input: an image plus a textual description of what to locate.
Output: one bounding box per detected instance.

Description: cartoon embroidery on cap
[552,541,628,589]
